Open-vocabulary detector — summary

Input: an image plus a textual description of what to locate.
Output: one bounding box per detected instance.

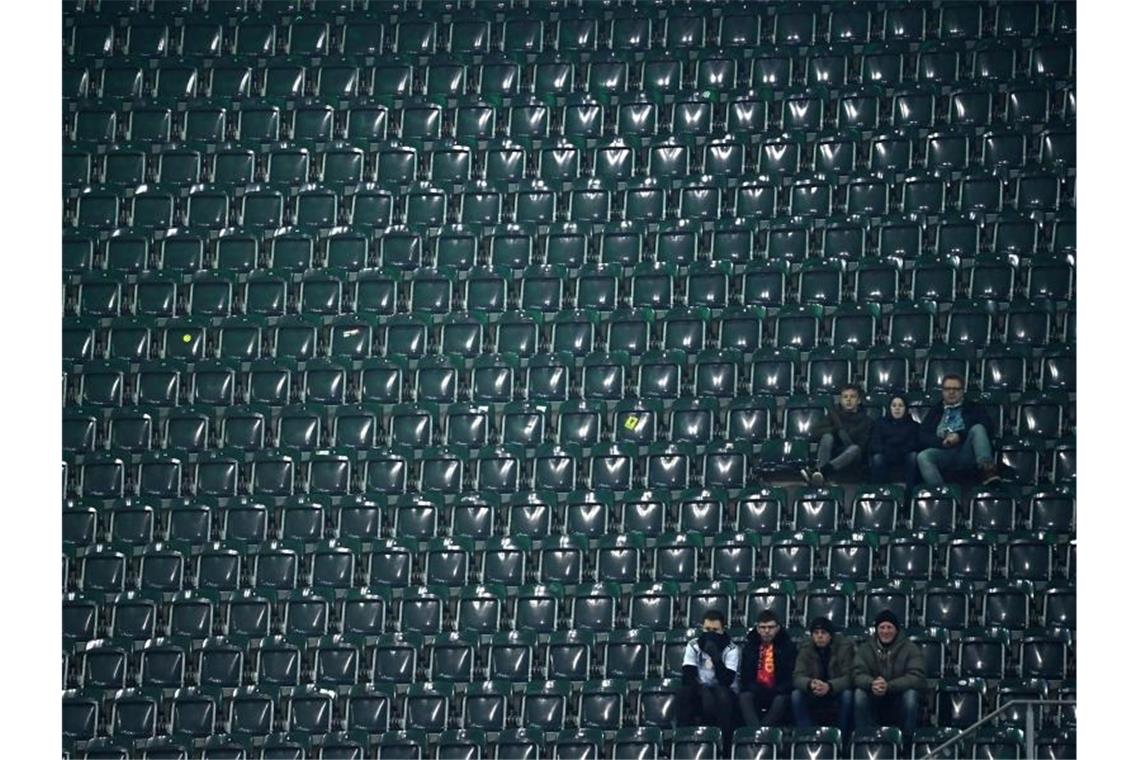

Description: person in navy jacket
[868,395,920,488]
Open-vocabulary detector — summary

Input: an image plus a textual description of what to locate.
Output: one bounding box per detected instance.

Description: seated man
[803,384,872,486]
[791,617,855,733]
[853,610,927,739]
[915,374,1001,486]
[678,609,740,754]
[737,610,796,728]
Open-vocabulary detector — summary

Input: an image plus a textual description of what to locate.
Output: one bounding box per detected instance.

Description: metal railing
[920,699,1076,759]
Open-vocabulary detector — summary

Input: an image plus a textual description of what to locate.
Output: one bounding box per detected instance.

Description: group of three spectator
[802,375,1002,489]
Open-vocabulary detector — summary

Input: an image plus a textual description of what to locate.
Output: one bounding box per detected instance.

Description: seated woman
[868,395,920,488]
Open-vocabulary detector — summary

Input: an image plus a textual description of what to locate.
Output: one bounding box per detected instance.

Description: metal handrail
[920,699,1076,759]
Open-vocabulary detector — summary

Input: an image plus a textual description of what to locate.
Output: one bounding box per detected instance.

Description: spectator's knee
[967,423,988,439]
[901,689,920,708]
[916,449,936,466]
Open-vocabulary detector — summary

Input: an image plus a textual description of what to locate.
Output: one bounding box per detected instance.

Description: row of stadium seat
[63,723,1078,760]
[62,384,1073,442]
[64,52,1077,104]
[63,573,1075,639]
[64,628,1073,692]
[62,334,1076,392]
[62,135,1076,195]
[62,180,1076,235]
[63,533,1075,595]
[64,97,1075,148]
[63,483,1078,539]
[61,429,1078,491]
[63,693,1073,759]
[63,229,1076,285]
[63,3,1076,57]
[62,309,1071,362]
[64,261,1072,309]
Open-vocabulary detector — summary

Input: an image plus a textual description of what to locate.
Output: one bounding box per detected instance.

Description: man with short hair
[915,374,1001,486]
[791,617,855,732]
[678,609,740,752]
[853,610,927,738]
[737,610,796,728]
[803,384,873,486]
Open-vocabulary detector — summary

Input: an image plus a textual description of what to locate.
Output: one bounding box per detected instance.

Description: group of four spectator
[679,610,926,754]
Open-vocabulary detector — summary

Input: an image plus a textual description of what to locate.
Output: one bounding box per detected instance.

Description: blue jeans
[817,433,862,473]
[870,452,918,488]
[791,688,853,734]
[915,424,994,486]
[853,688,922,738]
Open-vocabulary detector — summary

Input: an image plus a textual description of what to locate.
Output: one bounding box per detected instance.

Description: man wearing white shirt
[677,610,740,754]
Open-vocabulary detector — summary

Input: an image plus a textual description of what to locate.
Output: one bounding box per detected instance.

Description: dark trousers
[737,688,790,728]
[853,688,922,738]
[791,688,854,734]
[870,452,919,489]
[678,681,736,751]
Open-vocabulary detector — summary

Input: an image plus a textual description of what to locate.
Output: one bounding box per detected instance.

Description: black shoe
[979,462,1001,485]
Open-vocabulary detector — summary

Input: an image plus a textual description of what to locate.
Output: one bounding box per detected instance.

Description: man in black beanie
[853,609,927,739]
[791,616,855,732]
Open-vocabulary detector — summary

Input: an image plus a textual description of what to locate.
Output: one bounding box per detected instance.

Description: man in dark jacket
[791,617,855,733]
[803,384,873,486]
[678,610,740,752]
[915,374,1001,486]
[853,610,927,738]
[737,610,796,727]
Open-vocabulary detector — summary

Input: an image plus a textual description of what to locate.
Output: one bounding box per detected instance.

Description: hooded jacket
[869,414,921,463]
[738,627,796,695]
[793,633,856,693]
[917,400,994,451]
[812,405,873,450]
[852,635,927,693]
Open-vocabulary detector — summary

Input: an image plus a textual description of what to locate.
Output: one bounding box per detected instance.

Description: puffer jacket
[852,635,927,693]
[792,634,856,693]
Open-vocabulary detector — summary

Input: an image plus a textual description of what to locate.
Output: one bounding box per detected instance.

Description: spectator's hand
[871,677,888,696]
[943,432,960,447]
[813,680,831,696]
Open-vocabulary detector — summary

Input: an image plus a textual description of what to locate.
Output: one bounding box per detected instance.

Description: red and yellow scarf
[755,642,776,687]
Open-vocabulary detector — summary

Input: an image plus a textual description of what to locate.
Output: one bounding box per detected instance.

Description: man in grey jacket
[853,610,927,738]
[791,617,855,732]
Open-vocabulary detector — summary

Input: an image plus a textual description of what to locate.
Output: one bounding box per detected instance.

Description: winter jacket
[811,406,874,449]
[852,636,927,693]
[869,416,921,463]
[738,627,797,695]
[917,401,994,451]
[793,634,856,694]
